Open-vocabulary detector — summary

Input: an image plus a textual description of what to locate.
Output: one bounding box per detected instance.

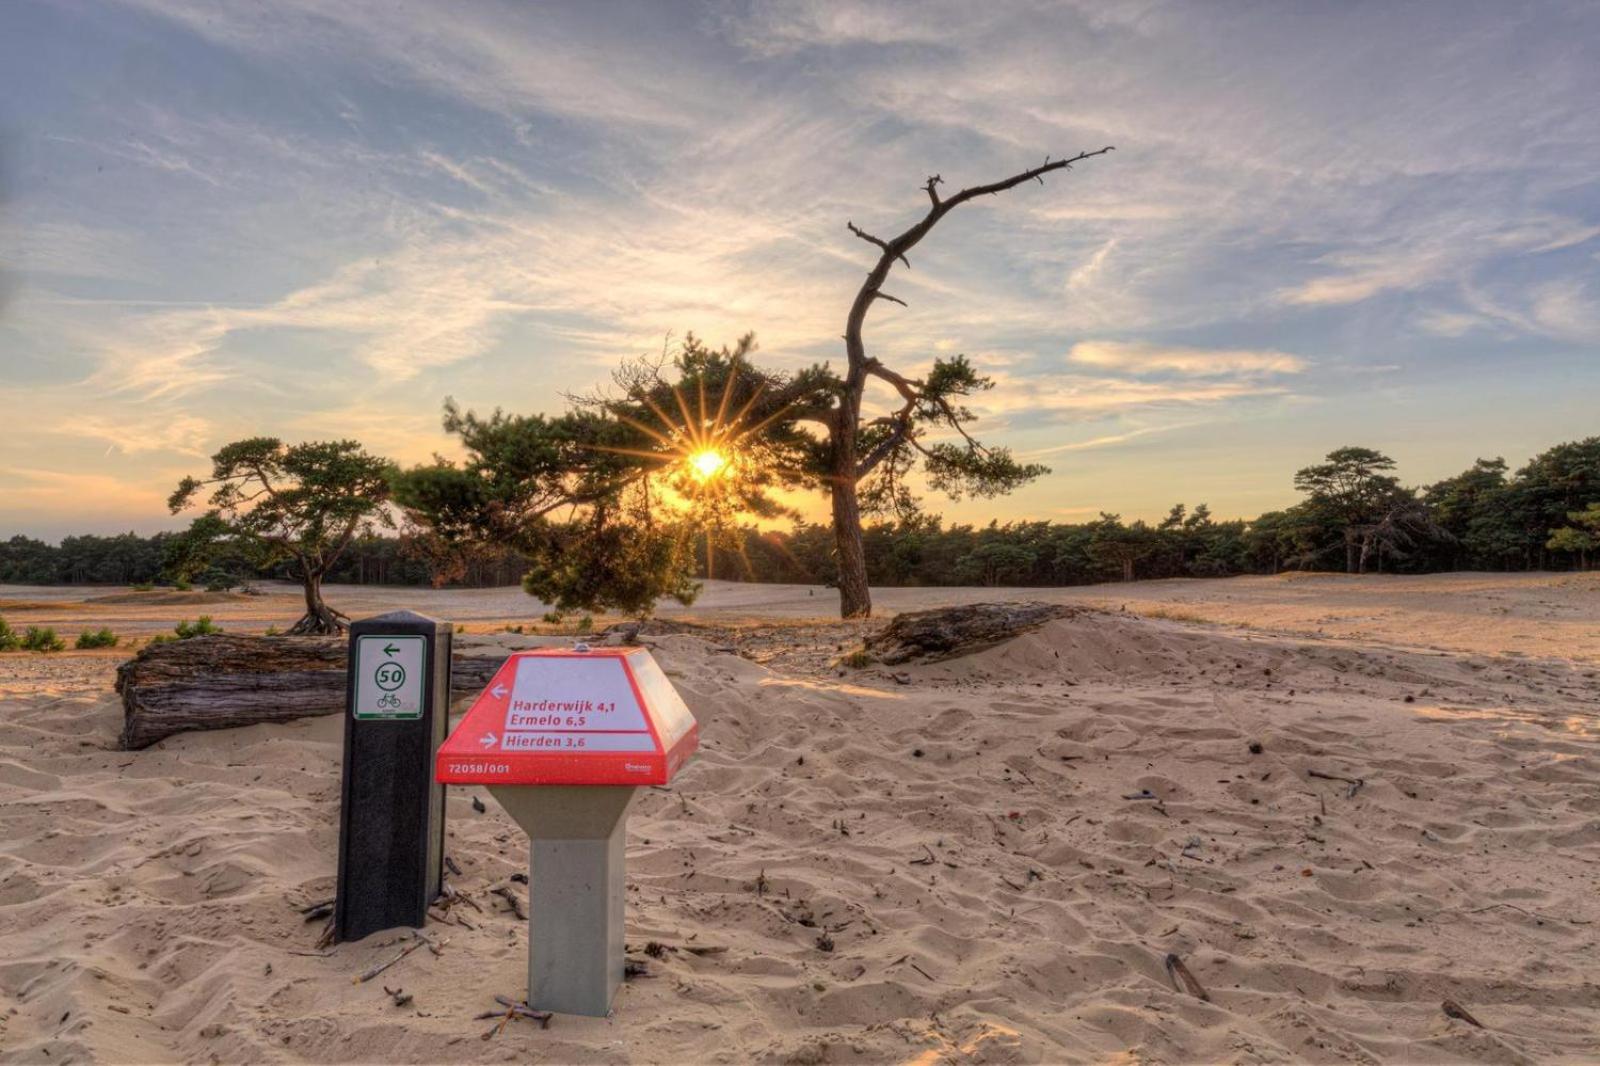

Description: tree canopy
[169,437,394,633]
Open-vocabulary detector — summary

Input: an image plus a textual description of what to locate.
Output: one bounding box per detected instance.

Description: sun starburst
[593,360,786,495]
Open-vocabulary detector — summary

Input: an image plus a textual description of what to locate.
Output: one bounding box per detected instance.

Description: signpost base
[490,785,637,1017]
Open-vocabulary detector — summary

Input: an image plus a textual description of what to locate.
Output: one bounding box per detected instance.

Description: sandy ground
[3,570,1596,663]
[1,573,1598,1063]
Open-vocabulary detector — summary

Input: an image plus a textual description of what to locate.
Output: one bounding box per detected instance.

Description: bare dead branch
[846,221,910,268]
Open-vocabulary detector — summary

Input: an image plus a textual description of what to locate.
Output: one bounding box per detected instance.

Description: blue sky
[2,0,1597,540]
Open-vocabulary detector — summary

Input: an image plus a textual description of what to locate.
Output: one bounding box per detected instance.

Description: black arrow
[383,643,399,656]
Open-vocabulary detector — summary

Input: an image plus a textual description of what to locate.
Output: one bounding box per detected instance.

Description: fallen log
[115,635,505,749]
[863,602,1092,665]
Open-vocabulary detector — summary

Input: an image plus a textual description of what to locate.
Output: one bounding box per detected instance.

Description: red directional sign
[436,647,699,786]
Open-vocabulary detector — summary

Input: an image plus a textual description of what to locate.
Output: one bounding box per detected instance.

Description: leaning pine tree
[815,147,1115,617]
[394,334,811,617]
[169,438,394,634]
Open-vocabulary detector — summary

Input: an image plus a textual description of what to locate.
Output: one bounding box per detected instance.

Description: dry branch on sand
[863,602,1092,664]
[113,634,502,748]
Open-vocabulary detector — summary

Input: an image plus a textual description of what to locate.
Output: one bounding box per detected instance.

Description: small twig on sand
[491,885,529,921]
[1467,902,1592,926]
[438,883,484,913]
[355,938,424,984]
[910,844,937,866]
[314,915,336,950]
[1441,999,1484,1028]
[302,902,333,923]
[297,896,335,914]
[383,985,413,1008]
[495,995,552,1024]
[478,996,551,1039]
[355,932,447,984]
[1165,952,1210,1001]
[1307,769,1365,798]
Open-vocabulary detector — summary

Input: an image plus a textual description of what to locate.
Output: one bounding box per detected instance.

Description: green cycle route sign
[352,634,427,720]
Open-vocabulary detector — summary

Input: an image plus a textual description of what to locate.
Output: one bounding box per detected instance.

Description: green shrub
[75,628,120,649]
[202,572,237,593]
[132,582,155,592]
[0,616,18,652]
[576,615,594,634]
[147,634,175,646]
[264,624,280,636]
[174,616,221,640]
[172,578,193,592]
[542,611,564,624]
[22,627,66,653]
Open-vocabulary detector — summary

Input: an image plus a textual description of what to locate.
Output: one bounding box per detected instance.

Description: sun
[688,448,728,482]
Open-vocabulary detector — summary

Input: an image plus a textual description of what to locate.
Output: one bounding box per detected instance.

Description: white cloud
[1019,419,1204,458]
[1067,341,1306,376]
[981,373,1291,418]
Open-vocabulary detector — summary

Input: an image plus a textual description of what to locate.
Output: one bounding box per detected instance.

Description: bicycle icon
[377,692,402,710]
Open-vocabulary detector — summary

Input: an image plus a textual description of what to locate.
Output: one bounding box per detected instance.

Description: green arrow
[383,643,399,656]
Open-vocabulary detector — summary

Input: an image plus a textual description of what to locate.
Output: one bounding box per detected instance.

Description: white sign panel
[353,634,427,720]
[498,656,656,753]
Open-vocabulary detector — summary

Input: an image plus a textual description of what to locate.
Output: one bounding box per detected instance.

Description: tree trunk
[831,476,872,619]
[289,570,347,635]
[115,634,505,749]
[1345,533,1358,574]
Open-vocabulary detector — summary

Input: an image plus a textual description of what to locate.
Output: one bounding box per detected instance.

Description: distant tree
[1293,447,1403,573]
[0,535,61,584]
[1423,458,1508,568]
[1088,513,1157,582]
[1547,502,1600,570]
[1509,438,1600,567]
[956,540,1038,587]
[169,438,394,634]
[1354,489,1451,573]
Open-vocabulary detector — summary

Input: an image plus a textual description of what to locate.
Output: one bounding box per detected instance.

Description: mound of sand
[2,608,1598,1061]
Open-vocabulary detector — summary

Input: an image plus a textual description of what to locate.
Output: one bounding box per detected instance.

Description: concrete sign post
[437,645,699,1016]
[335,611,451,943]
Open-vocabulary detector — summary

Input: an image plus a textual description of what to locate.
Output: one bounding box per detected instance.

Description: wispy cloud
[1019,420,1204,458]
[1067,341,1306,376]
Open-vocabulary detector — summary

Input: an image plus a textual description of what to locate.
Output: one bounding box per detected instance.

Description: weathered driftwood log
[864,602,1090,665]
[115,635,504,749]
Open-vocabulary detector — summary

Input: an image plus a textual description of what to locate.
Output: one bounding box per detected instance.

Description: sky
[2,0,1598,541]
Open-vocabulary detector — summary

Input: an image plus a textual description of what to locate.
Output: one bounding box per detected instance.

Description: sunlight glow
[688,448,729,482]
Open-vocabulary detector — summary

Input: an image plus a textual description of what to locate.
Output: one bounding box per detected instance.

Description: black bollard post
[334,610,450,942]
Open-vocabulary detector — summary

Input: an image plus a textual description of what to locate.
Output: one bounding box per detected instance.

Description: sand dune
[2,576,1598,1062]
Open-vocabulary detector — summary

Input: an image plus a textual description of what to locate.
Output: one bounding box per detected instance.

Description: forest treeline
[4,436,1597,589]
